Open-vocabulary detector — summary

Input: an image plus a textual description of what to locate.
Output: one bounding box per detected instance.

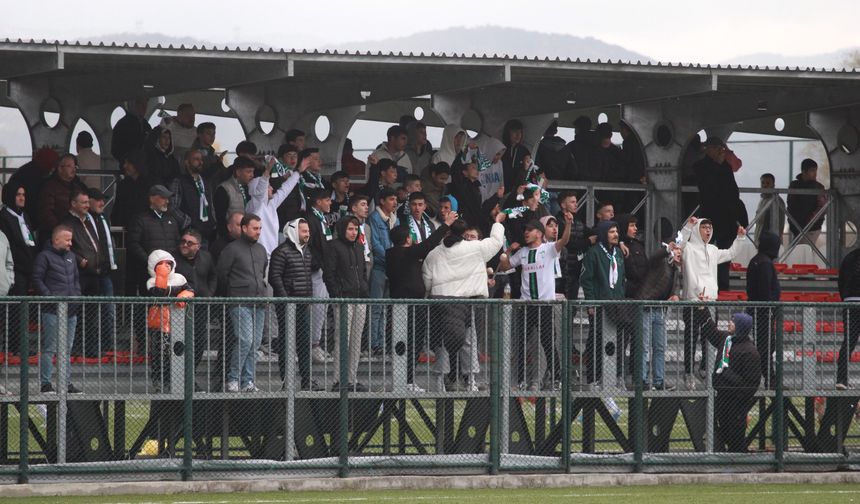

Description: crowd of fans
[0,103,855,416]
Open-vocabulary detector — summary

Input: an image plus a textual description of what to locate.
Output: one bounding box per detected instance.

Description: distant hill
[325,25,652,62]
[79,33,269,49]
[721,47,860,69]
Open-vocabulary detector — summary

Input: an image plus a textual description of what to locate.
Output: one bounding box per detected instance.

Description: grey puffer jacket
[216,235,268,298]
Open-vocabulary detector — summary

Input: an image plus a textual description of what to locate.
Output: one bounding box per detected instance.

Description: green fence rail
[0,296,856,483]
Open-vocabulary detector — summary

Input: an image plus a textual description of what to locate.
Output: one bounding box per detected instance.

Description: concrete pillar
[621,102,704,247]
[432,93,554,152]
[6,79,80,154]
[808,106,860,263]
[226,86,363,171]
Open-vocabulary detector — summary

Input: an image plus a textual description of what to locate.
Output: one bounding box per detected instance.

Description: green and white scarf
[408,213,432,243]
[193,175,209,222]
[313,207,332,241]
[716,335,732,373]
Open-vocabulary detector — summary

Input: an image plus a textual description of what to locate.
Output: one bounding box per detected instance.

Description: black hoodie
[746,231,781,302]
[616,214,647,298]
[145,126,180,186]
[0,183,36,284]
[323,218,368,298]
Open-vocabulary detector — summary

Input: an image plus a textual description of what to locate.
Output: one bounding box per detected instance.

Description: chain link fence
[0,297,857,482]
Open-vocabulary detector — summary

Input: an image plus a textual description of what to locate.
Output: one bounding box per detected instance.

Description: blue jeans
[641,308,666,386]
[40,312,78,387]
[369,266,388,350]
[227,305,265,386]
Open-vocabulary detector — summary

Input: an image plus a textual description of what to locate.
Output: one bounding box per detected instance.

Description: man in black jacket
[555,191,593,302]
[175,228,217,368]
[448,160,483,229]
[787,158,826,244]
[387,209,456,390]
[269,218,319,390]
[837,248,860,390]
[62,189,110,357]
[170,150,216,243]
[704,312,760,452]
[694,137,746,290]
[126,185,182,297]
[305,188,333,364]
[216,214,268,393]
[324,216,369,391]
[745,231,781,388]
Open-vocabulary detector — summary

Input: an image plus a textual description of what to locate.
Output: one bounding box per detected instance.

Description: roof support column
[621,102,703,247]
[6,79,80,154]
[808,106,860,262]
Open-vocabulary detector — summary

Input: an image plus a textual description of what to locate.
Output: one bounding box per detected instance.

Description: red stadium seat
[816,268,839,276]
[780,292,802,302]
[718,291,747,301]
[800,293,832,303]
[774,263,789,273]
[791,264,819,274]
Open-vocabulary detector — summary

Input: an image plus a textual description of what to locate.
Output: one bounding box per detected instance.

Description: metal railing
[0,296,857,483]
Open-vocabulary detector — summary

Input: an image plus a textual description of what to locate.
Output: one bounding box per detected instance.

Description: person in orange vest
[146,249,193,392]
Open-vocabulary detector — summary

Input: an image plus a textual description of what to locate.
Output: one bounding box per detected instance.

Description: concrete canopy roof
[2,39,860,138]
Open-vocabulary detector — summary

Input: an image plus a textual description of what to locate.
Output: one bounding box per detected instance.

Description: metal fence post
[632,304,644,472]
[488,303,501,475]
[337,301,349,478]
[182,304,193,481]
[17,301,29,484]
[57,301,68,464]
[774,304,784,472]
[561,300,572,473]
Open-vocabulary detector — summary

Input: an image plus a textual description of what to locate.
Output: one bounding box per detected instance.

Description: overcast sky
[1,0,856,64]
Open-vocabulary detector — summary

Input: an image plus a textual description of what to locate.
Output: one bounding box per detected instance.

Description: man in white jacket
[680,217,746,389]
[246,156,305,258]
[422,211,507,390]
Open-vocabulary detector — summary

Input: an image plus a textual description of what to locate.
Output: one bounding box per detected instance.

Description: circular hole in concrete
[221,98,231,113]
[654,122,674,148]
[315,115,331,142]
[256,105,277,135]
[598,112,609,124]
[41,97,61,129]
[774,117,785,132]
[413,106,425,121]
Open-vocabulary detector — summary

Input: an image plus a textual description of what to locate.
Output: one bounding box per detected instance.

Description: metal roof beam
[666,84,860,126]
[263,65,508,112]
[0,50,63,79]
[461,74,716,118]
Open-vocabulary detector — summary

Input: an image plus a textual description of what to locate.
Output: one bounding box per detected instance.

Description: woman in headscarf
[0,183,36,296]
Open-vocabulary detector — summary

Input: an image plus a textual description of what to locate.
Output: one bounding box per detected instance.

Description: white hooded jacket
[679,219,744,301]
[431,124,467,168]
[145,249,189,290]
[247,171,299,257]
[422,222,505,298]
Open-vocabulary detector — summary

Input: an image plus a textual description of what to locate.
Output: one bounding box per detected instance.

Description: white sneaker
[405,383,425,393]
[311,346,330,364]
[242,382,259,393]
[226,381,239,393]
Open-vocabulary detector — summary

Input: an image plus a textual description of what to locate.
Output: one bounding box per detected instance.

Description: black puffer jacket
[32,245,81,314]
[324,218,368,298]
[839,248,860,300]
[126,209,182,266]
[746,231,781,302]
[269,235,313,298]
